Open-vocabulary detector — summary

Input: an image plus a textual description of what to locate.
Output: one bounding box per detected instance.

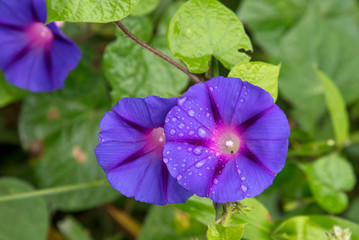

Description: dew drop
[188,110,195,117]
[209,87,214,91]
[177,175,183,181]
[177,146,182,151]
[239,98,245,103]
[187,147,192,152]
[241,185,247,192]
[166,151,170,155]
[213,178,219,185]
[181,163,186,167]
[188,172,193,176]
[241,176,246,181]
[197,128,207,138]
[193,147,203,155]
[206,113,210,118]
[189,130,195,135]
[199,173,203,176]
[179,133,184,137]
[172,117,177,122]
[179,123,185,129]
[163,158,168,163]
[195,160,206,168]
[170,129,176,135]
[165,118,170,123]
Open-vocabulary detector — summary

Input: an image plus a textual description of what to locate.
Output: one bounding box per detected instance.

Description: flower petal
[0,26,28,69]
[0,0,35,27]
[144,96,177,128]
[244,139,289,174]
[3,47,56,91]
[230,81,274,127]
[234,154,276,198]
[205,76,244,125]
[241,105,290,140]
[163,142,217,197]
[208,158,246,202]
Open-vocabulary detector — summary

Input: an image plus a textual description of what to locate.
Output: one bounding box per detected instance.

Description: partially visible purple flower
[163,77,290,203]
[0,0,80,92]
[95,96,193,205]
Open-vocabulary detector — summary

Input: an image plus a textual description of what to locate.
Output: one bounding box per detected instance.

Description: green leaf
[19,47,119,211]
[131,0,160,16]
[239,0,359,140]
[103,16,188,102]
[315,68,350,146]
[46,0,139,23]
[272,215,359,240]
[168,0,252,73]
[174,196,273,240]
[138,205,207,240]
[303,154,356,213]
[0,71,27,108]
[228,62,280,102]
[207,224,245,240]
[58,216,91,240]
[0,177,48,240]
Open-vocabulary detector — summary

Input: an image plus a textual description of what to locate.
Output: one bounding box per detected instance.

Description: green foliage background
[1,0,359,239]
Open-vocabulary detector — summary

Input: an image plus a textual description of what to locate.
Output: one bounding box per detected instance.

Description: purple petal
[99,111,145,143]
[163,142,217,197]
[47,24,81,90]
[32,0,47,23]
[205,76,244,125]
[234,154,276,198]
[207,158,246,202]
[241,105,290,140]
[164,106,213,143]
[144,96,177,128]
[96,97,192,205]
[244,139,289,174]
[231,81,275,126]
[0,26,28,69]
[0,0,35,27]
[175,83,216,131]
[4,47,55,91]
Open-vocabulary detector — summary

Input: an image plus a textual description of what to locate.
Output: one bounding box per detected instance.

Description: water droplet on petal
[165,118,170,123]
[187,147,192,152]
[179,123,185,129]
[170,129,176,135]
[188,172,193,176]
[163,158,168,163]
[241,177,246,181]
[188,110,195,117]
[197,128,207,138]
[199,173,203,176]
[179,133,184,137]
[239,98,245,103]
[206,113,210,118]
[166,151,170,155]
[213,178,219,185]
[172,117,177,122]
[177,146,182,151]
[193,147,203,155]
[189,130,194,135]
[195,160,206,168]
[177,175,183,181]
[209,87,214,91]
[181,163,186,167]
[241,185,247,192]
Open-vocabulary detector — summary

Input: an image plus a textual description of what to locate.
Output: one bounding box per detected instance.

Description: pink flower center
[146,127,166,152]
[26,22,54,48]
[213,128,241,155]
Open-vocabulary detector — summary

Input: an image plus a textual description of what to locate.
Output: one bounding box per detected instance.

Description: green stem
[0,179,109,202]
[213,202,224,221]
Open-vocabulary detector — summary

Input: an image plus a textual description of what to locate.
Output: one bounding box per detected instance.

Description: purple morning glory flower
[163,77,290,203]
[95,96,193,205]
[0,0,81,92]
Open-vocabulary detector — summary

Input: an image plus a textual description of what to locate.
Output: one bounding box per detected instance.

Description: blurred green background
[1,0,359,239]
